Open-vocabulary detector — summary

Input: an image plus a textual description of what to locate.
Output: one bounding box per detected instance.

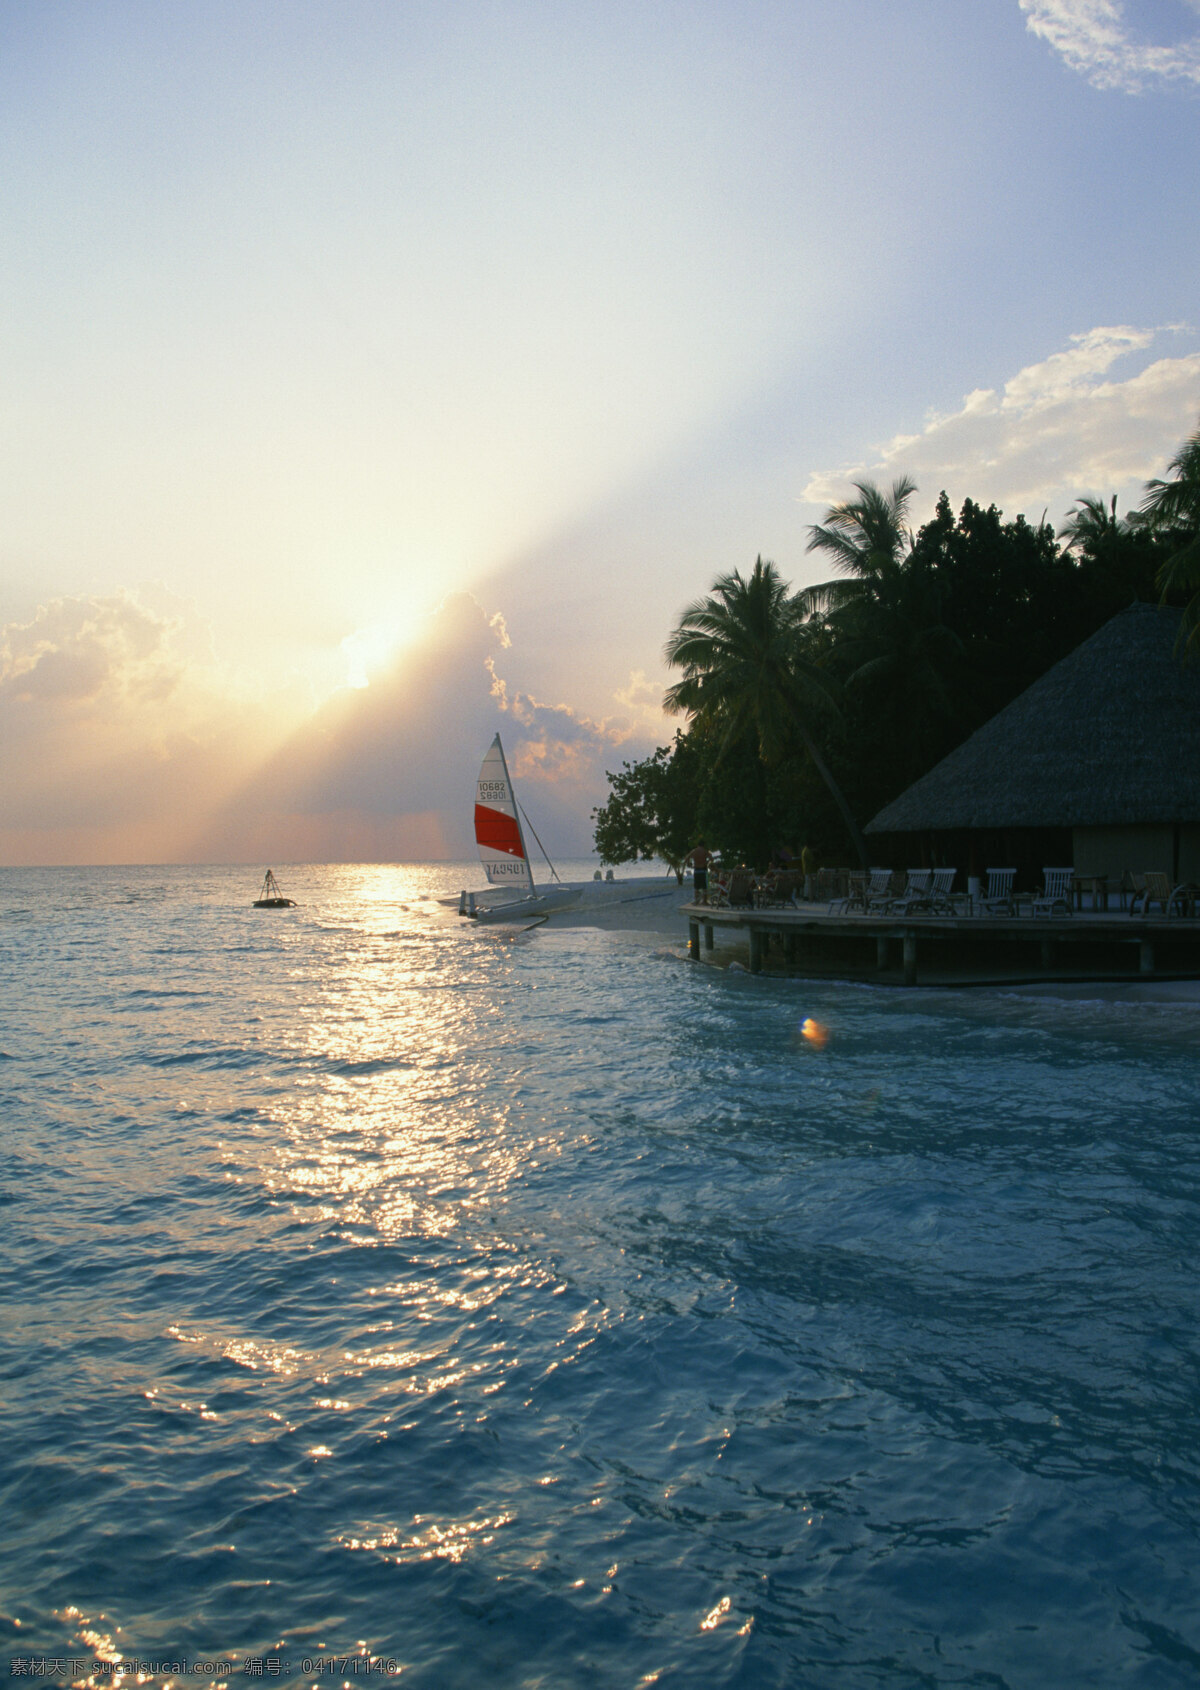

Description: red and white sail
[475,735,535,892]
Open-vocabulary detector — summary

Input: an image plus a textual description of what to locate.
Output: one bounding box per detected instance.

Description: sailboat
[467,735,579,920]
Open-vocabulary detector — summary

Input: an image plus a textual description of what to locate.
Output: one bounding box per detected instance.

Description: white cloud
[0,593,282,861]
[0,593,180,711]
[801,325,1200,526]
[0,587,647,864]
[1020,0,1200,91]
[612,669,673,739]
[201,593,648,862]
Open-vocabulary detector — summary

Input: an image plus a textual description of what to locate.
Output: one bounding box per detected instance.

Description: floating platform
[253,869,296,909]
[682,902,1200,987]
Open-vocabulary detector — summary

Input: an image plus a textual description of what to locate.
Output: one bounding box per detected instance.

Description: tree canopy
[663,557,868,867]
[592,737,699,881]
[1142,421,1200,652]
[593,420,1200,870]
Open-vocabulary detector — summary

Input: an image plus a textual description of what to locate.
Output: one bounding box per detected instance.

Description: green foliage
[1141,421,1200,652]
[596,419,1200,867]
[663,556,868,867]
[591,735,699,878]
[1060,494,1166,620]
[803,475,916,609]
[905,494,1075,720]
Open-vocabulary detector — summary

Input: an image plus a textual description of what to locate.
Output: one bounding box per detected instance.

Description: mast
[495,735,536,897]
[475,734,536,897]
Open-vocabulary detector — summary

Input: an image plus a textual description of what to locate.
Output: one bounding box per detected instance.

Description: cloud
[1,593,180,710]
[612,669,673,737]
[801,324,1200,526]
[0,587,648,865]
[196,593,647,864]
[0,592,284,861]
[1020,0,1200,91]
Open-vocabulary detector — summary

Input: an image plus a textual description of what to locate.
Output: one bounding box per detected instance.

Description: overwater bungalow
[866,602,1200,893]
[684,604,1200,982]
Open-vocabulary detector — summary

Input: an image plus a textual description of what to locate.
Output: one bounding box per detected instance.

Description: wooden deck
[682,901,1200,986]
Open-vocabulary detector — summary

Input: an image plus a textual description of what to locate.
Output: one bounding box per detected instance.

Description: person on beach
[685,840,712,904]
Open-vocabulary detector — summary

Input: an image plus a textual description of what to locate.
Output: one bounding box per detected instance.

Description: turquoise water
[3,863,1200,1688]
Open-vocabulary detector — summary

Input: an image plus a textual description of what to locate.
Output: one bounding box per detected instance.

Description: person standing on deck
[685,840,712,904]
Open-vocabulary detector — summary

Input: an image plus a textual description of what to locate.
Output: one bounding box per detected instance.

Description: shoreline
[456,877,1200,1002]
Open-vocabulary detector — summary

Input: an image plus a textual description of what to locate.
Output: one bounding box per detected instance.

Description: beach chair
[887,868,933,914]
[778,869,802,905]
[755,869,798,907]
[1031,866,1074,918]
[979,867,1016,916]
[816,868,846,905]
[865,867,897,912]
[1130,871,1191,917]
[724,869,755,908]
[707,871,730,907]
[830,871,868,914]
[926,866,959,914]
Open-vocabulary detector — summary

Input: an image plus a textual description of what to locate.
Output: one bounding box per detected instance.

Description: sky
[3,0,1200,865]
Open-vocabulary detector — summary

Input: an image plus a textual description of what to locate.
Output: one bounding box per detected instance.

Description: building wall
[877,825,1200,887]
[1073,825,1176,882]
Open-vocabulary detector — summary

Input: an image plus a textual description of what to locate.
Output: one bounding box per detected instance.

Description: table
[1074,874,1109,912]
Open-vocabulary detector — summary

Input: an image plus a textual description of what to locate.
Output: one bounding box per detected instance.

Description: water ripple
[3,863,1200,1687]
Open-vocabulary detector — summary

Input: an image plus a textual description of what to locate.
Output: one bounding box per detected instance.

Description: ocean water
[3,862,1200,1690]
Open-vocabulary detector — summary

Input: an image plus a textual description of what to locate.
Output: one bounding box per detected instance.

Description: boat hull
[468,888,581,922]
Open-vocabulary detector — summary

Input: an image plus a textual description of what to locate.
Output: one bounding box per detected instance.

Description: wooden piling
[679,901,1200,987]
[749,928,765,974]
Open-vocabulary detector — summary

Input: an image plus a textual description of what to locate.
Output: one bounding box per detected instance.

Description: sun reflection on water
[337,1511,516,1565]
[252,878,532,1253]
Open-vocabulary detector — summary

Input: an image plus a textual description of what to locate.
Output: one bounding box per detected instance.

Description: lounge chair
[1031,866,1074,918]
[755,869,799,907]
[816,868,847,905]
[926,866,959,914]
[887,868,933,914]
[830,871,868,914]
[979,867,1017,916]
[865,867,897,912]
[724,869,755,908]
[1130,871,1191,917]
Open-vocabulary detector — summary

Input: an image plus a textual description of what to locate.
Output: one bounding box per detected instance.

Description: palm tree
[803,475,961,771]
[1059,493,1126,556]
[663,557,869,869]
[1142,421,1200,652]
[801,475,917,616]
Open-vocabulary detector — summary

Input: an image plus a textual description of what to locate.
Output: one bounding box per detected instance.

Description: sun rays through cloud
[3,5,1199,862]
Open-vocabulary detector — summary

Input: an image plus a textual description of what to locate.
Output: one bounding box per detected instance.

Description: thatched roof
[867,603,1200,834]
